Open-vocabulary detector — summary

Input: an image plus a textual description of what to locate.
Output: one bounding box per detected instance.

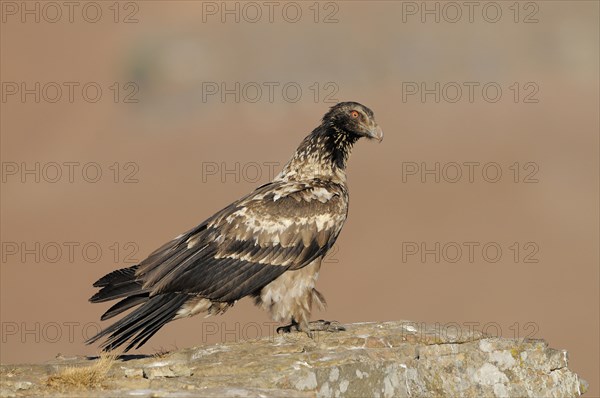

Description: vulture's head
[323,102,384,142]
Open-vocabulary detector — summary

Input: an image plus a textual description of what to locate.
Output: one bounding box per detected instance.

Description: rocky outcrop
[0,321,588,397]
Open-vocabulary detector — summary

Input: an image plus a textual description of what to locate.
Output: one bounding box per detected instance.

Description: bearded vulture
[87,102,383,351]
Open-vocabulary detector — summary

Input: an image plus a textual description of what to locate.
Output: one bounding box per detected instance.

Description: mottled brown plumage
[87,102,383,351]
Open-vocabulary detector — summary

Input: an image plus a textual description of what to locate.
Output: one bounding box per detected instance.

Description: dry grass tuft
[46,354,116,391]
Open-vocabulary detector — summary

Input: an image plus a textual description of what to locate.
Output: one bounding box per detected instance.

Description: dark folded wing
[135,180,348,302]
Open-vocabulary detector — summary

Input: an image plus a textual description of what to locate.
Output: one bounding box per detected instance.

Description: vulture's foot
[276,320,300,334]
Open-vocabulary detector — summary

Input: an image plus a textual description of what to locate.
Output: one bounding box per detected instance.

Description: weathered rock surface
[0,321,588,397]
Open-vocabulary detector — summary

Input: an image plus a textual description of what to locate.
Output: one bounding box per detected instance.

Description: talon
[277,320,300,334]
[277,325,292,334]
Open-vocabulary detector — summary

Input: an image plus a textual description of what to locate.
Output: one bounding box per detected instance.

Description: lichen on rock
[0,321,588,397]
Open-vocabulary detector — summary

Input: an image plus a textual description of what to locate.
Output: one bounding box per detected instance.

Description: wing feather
[135,180,347,302]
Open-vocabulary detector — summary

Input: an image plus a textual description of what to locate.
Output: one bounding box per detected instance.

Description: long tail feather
[86,293,189,352]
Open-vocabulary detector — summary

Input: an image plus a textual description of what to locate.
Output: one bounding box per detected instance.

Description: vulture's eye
[350,110,360,118]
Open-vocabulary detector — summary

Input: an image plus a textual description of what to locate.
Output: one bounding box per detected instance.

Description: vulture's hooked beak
[367,123,384,143]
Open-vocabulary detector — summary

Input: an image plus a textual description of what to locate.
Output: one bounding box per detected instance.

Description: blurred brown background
[1,1,598,395]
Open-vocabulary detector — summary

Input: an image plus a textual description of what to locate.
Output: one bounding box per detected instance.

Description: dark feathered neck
[277,125,358,183]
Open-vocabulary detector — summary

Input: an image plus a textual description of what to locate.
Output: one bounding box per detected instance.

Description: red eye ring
[350,110,359,118]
